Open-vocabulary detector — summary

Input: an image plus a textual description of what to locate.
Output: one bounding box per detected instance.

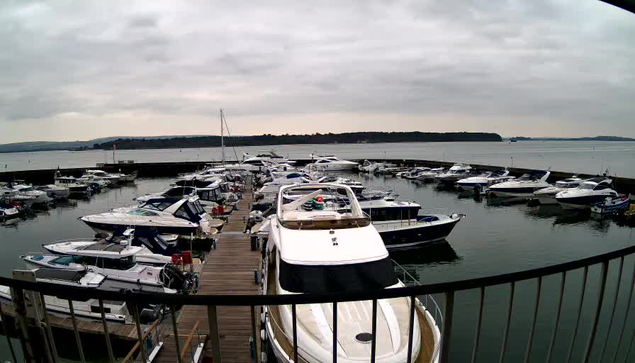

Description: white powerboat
[37,184,71,200]
[263,183,440,363]
[556,177,619,209]
[530,176,583,205]
[80,196,219,238]
[401,167,432,180]
[456,170,514,190]
[8,184,52,205]
[0,203,20,221]
[434,164,473,185]
[415,168,444,182]
[23,240,192,294]
[80,170,121,184]
[487,170,551,197]
[54,172,92,196]
[307,155,359,171]
[360,160,383,173]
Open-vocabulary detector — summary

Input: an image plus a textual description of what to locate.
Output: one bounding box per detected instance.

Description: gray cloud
[0,0,634,142]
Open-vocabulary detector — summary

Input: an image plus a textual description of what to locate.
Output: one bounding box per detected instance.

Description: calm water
[2,140,635,177]
[0,174,634,361]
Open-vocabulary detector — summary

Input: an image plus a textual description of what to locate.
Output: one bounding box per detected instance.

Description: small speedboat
[591,195,631,215]
[37,184,70,200]
[488,170,550,197]
[556,177,619,209]
[456,170,514,190]
[435,164,473,185]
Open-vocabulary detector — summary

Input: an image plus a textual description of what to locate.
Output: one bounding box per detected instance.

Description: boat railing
[2,243,635,362]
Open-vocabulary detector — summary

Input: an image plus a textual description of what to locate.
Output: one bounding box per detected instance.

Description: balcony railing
[0,243,635,362]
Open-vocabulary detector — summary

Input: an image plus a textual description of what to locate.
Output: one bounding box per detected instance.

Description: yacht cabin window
[99,256,136,270]
[279,257,398,294]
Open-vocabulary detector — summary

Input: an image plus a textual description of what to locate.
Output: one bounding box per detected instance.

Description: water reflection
[390,240,460,266]
[485,196,527,206]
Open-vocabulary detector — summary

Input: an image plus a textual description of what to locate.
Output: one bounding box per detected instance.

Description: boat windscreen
[279,257,398,294]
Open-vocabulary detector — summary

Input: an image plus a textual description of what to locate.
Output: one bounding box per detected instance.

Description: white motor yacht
[434,164,473,185]
[360,160,383,173]
[487,170,551,198]
[37,184,71,200]
[80,196,219,237]
[530,176,583,205]
[22,240,192,293]
[414,168,444,182]
[81,170,121,184]
[0,269,137,323]
[307,155,359,171]
[263,183,440,363]
[456,170,514,190]
[556,177,619,209]
[54,172,91,196]
[9,184,52,205]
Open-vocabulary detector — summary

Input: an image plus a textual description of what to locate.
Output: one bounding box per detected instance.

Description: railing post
[371,299,378,363]
[581,261,609,363]
[498,282,515,363]
[207,305,223,363]
[599,257,624,362]
[11,287,35,362]
[612,260,635,363]
[523,276,542,363]
[470,287,485,363]
[329,302,336,363]
[171,305,183,363]
[440,291,455,363]
[68,299,86,363]
[292,304,298,363]
[0,298,18,363]
[406,295,416,363]
[98,299,115,363]
[566,266,589,363]
[130,302,147,363]
[38,294,59,363]
[251,305,258,363]
[546,272,567,363]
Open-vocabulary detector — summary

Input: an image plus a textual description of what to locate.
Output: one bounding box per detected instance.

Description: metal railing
[1,244,635,362]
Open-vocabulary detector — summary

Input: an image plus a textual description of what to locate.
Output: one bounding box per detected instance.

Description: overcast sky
[0,0,634,143]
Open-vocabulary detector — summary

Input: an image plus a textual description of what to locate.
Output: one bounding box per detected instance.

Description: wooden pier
[156,180,261,363]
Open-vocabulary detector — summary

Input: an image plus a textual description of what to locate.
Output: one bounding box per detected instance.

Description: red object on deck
[171,254,182,265]
[218,205,225,215]
[182,251,192,264]
[211,207,218,215]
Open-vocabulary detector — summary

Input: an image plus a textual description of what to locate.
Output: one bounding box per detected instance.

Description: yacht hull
[374,216,461,249]
[556,195,613,210]
[81,219,197,237]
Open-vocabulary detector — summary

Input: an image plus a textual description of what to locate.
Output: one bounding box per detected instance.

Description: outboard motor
[160,264,195,293]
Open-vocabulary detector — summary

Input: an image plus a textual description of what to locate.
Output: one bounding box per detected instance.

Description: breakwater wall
[1,159,634,194]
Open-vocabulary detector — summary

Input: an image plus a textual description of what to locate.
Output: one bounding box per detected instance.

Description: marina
[0,149,633,362]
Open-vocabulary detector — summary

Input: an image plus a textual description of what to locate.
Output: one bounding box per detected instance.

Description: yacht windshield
[579,183,596,190]
[279,257,398,293]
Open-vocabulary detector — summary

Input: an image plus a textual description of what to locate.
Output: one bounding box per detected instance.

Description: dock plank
[156,179,260,363]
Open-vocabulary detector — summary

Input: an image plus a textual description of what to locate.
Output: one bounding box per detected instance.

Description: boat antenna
[220,109,225,165]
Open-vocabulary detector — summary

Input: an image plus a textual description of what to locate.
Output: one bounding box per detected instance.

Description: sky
[0,0,634,144]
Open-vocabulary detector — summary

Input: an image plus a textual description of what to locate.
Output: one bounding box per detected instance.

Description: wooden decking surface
[156,181,261,363]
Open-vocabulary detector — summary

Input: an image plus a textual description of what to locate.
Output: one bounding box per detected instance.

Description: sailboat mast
[220,109,225,165]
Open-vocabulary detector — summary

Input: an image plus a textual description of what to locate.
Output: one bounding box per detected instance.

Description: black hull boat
[374,214,463,249]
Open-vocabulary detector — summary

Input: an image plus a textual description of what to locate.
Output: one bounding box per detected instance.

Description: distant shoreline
[0,132,502,154]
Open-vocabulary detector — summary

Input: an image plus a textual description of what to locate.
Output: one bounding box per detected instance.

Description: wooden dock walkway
[156,180,261,363]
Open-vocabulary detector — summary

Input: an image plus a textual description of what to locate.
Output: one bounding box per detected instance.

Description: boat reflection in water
[389,240,460,266]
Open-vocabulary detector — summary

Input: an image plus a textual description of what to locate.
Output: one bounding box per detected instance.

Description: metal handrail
[2,243,634,306]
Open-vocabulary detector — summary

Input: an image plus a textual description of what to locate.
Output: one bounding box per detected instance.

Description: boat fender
[261,329,267,341]
[254,269,259,284]
[261,312,266,323]
[261,352,267,363]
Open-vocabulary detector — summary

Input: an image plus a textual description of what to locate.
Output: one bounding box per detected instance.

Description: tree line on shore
[90,131,502,150]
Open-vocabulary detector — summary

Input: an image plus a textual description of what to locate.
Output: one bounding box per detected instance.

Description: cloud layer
[1,0,634,142]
